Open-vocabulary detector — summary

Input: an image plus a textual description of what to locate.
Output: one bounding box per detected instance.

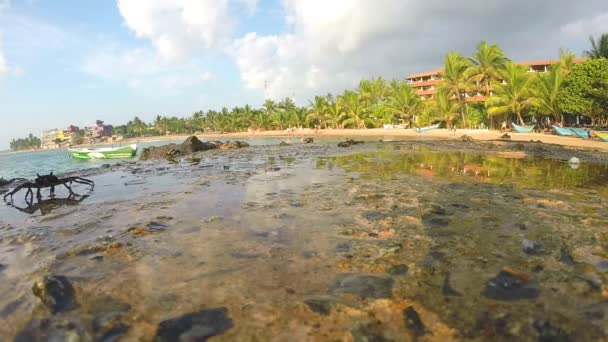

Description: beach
[0,137,607,340]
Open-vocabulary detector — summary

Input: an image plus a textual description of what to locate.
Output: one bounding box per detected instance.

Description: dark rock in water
[423,217,449,228]
[387,264,409,276]
[93,312,130,342]
[532,320,572,342]
[481,270,540,301]
[0,299,23,318]
[140,143,181,161]
[559,246,575,265]
[329,274,393,299]
[522,239,544,255]
[32,275,77,313]
[442,272,462,296]
[596,261,608,272]
[219,141,249,150]
[304,297,333,316]
[302,250,318,259]
[0,263,5,273]
[279,141,290,146]
[336,242,352,253]
[141,136,233,160]
[422,205,449,227]
[146,221,169,232]
[351,324,391,342]
[14,317,91,342]
[417,251,446,270]
[154,307,233,342]
[302,137,314,144]
[180,136,211,154]
[338,139,363,148]
[403,306,426,337]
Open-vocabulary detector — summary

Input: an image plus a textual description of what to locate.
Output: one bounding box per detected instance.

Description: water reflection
[317,147,608,190]
[6,193,92,215]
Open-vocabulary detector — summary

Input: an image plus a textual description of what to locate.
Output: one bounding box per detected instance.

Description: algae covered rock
[32,275,77,314]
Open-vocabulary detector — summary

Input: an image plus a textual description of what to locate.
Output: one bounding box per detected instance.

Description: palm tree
[468,41,509,97]
[307,96,329,128]
[531,65,564,120]
[386,81,421,127]
[440,51,473,126]
[326,100,343,129]
[486,62,536,125]
[584,34,608,59]
[339,91,368,129]
[559,49,577,75]
[431,88,460,129]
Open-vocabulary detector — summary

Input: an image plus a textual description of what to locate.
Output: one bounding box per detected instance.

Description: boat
[511,123,534,133]
[570,128,591,139]
[552,126,576,136]
[415,124,440,133]
[594,131,608,142]
[68,144,137,160]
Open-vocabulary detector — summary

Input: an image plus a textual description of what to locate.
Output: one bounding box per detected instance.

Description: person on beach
[501,121,507,133]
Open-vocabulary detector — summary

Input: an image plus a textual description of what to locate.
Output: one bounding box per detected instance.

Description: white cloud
[561,12,608,38]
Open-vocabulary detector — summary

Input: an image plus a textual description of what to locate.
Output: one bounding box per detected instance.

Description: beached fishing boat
[68,144,137,160]
[594,131,608,142]
[511,123,534,133]
[570,128,590,139]
[415,124,440,133]
[552,126,576,136]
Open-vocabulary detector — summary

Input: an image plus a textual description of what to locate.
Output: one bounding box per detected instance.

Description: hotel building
[406,59,584,102]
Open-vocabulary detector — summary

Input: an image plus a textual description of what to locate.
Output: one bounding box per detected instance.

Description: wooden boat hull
[594,131,608,142]
[415,124,440,133]
[68,144,137,160]
[552,126,575,136]
[511,123,534,133]
[570,128,590,139]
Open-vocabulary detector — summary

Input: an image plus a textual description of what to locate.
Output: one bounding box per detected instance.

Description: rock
[14,317,92,342]
[559,246,575,266]
[338,139,363,148]
[154,307,233,342]
[0,263,6,273]
[302,137,314,144]
[578,273,603,291]
[581,301,608,320]
[403,306,426,337]
[442,272,462,296]
[351,324,391,342]
[304,297,333,316]
[336,242,352,253]
[481,269,540,301]
[219,141,249,150]
[513,143,525,151]
[93,312,130,342]
[329,274,394,299]
[499,133,511,140]
[279,141,290,146]
[460,135,474,142]
[32,275,77,313]
[532,320,572,342]
[422,205,449,228]
[522,239,544,255]
[180,136,209,154]
[140,136,221,160]
[387,264,409,276]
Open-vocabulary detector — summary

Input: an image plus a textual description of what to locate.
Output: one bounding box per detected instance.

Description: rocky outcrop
[140,136,249,161]
[154,308,233,341]
[32,275,77,314]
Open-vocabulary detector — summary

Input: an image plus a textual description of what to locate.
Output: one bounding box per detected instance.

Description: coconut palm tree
[468,41,509,97]
[326,100,343,129]
[307,96,329,128]
[584,34,608,59]
[531,64,564,120]
[440,51,473,126]
[558,49,577,75]
[386,82,421,127]
[486,62,536,125]
[339,91,367,129]
[431,88,460,130]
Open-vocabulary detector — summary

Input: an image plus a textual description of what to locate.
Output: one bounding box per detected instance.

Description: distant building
[87,120,113,142]
[406,59,586,102]
[41,129,67,149]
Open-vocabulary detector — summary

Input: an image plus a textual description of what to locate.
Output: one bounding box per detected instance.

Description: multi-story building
[86,120,113,142]
[406,59,584,102]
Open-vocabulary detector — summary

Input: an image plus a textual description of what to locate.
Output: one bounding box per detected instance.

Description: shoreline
[6,128,608,155]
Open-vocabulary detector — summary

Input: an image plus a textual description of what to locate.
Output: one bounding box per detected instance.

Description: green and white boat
[68,144,137,160]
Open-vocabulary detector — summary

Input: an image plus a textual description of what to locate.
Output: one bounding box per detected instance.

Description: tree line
[9,134,41,151]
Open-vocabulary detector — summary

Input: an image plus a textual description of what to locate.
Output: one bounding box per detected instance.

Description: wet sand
[0,139,607,341]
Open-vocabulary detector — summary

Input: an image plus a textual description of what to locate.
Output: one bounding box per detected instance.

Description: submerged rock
[481,269,540,301]
[220,141,250,150]
[338,139,364,148]
[304,297,334,316]
[302,137,314,144]
[335,242,352,254]
[387,264,409,276]
[403,306,426,337]
[154,307,233,342]
[522,239,544,255]
[14,317,91,342]
[329,274,394,299]
[351,324,391,342]
[532,320,572,342]
[559,246,576,265]
[442,272,462,296]
[93,312,130,342]
[421,205,450,228]
[32,275,77,314]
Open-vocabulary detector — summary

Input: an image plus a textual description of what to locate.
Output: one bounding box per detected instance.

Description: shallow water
[0,141,607,341]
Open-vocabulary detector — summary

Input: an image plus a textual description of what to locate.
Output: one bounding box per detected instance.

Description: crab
[3,172,95,203]
[0,177,27,187]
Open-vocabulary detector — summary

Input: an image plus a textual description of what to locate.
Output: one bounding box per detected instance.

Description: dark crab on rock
[3,172,95,203]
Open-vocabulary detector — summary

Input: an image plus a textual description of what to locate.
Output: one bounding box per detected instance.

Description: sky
[0,0,608,149]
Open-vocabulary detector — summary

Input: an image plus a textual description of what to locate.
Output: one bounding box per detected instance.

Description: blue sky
[0,0,607,149]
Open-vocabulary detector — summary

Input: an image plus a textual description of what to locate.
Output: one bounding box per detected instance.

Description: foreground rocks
[140,136,249,161]
[14,317,91,342]
[154,308,233,341]
[329,274,394,299]
[32,275,77,314]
